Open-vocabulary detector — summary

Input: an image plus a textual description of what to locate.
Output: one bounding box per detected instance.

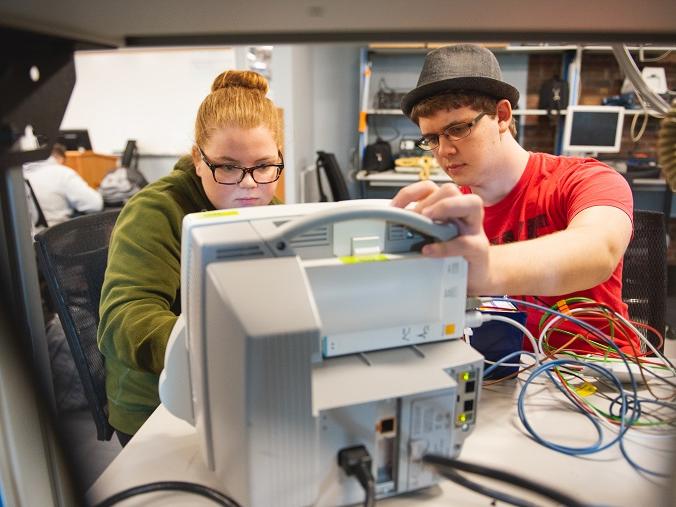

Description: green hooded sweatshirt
[98,156,280,434]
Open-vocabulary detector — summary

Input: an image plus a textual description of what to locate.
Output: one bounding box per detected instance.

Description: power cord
[93,480,242,507]
[338,445,376,507]
[423,454,591,507]
[436,467,538,507]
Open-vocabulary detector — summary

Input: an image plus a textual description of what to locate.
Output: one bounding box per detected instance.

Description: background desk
[355,170,452,199]
[88,381,673,506]
[64,150,119,189]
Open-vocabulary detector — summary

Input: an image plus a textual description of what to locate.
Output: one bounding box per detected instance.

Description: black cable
[437,468,538,507]
[338,445,376,507]
[93,480,242,507]
[423,454,591,507]
[370,114,401,143]
[363,475,376,507]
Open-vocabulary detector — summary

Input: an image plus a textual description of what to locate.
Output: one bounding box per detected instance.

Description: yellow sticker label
[339,254,389,264]
[444,323,456,336]
[195,210,240,219]
[575,382,597,397]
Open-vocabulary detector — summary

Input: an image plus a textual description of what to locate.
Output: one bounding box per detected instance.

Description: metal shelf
[367,43,574,53]
[367,108,567,116]
[367,109,404,115]
[368,43,676,54]
[367,108,665,117]
[359,43,671,162]
[581,45,676,52]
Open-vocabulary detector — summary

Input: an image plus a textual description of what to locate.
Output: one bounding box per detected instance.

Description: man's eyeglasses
[197,146,284,185]
[415,112,487,151]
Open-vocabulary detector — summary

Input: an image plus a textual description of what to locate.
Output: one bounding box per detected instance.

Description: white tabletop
[354,173,670,189]
[88,380,674,506]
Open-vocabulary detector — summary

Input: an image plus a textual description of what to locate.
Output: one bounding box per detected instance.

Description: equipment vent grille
[289,226,330,248]
[388,224,419,241]
[215,245,265,260]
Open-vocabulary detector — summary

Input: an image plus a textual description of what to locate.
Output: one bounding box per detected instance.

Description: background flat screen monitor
[57,129,92,151]
[562,105,625,154]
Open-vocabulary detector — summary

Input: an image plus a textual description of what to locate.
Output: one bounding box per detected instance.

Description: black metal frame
[416,111,487,151]
[0,25,103,505]
[0,27,80,405]
[197,145,284,185]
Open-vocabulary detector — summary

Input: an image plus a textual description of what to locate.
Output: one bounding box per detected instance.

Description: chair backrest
[34,210,120,440]
[24,178,48,229]
[316,151,351,201]
[622,209,668,352]
[120,139,137,169]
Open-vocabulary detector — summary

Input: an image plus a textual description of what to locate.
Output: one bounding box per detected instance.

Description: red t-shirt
[462,152,636,353]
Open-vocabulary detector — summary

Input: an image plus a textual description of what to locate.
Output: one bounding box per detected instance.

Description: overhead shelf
[366,108,663,116]
[368,43,575,53]
[368,42,512,53]
[580,45,676,52]
[359,42,670,168]
[367,108,568,116]
[368,43,676,54]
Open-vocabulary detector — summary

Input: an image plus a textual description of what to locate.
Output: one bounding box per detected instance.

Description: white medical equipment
[159,199,483,506]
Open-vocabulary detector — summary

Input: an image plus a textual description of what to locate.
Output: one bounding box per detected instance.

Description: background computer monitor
[562,105,625,154]
[57,129,92,151]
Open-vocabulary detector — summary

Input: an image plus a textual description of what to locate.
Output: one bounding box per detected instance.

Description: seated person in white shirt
[23,142,104,229]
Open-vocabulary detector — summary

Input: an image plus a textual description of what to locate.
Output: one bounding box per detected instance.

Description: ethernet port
[378,417,396,434]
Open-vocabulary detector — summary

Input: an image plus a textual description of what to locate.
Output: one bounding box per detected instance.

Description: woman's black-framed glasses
[415,111,487,151]
[197,146,284,185]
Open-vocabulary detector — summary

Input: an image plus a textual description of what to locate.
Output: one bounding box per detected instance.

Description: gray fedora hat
[401,44,520,117]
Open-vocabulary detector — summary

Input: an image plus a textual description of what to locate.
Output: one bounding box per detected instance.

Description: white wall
[311,44,362,198]
[133,155,178,183]
[62,47,237,156]
[273,44,361,203]
[271,45,314,204]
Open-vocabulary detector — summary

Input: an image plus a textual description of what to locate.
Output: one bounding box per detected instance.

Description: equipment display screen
[562,106,625,154]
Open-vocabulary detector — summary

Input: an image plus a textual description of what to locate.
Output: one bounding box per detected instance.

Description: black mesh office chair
[34,210,120,440]
[622,209,668,352]
[316,151,351,201]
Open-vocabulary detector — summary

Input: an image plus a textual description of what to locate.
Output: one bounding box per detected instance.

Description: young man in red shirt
[392,43,635,352]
